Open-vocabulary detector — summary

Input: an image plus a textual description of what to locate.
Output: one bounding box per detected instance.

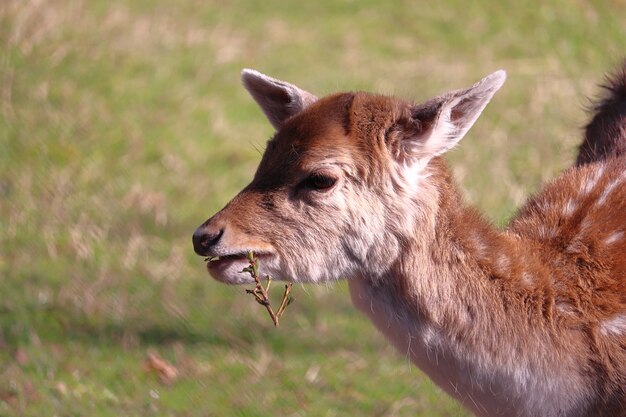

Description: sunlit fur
[194,64,626,417]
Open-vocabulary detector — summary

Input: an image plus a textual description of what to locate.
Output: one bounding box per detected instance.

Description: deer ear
[241,69,318,130]
[397,70,506,162]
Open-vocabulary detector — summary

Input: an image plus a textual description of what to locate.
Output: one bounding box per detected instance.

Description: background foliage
[1,1,625,415]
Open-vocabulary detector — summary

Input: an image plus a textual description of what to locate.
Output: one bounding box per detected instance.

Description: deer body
[349,156,626,417]
[193,65,626,416]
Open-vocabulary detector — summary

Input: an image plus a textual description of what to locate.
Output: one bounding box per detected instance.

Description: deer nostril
[192,227,224,256]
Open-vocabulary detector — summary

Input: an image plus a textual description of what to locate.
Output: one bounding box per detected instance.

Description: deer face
[193,69,505,284]
[192,92,403,284]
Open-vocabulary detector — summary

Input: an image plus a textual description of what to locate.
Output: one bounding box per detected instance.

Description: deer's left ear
[393,70,506,163]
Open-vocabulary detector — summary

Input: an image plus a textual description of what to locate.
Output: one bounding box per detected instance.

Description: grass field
[1,1,625,416]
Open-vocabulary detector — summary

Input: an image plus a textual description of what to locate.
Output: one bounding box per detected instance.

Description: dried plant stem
[275,284,293,318]
[243,251,293,327]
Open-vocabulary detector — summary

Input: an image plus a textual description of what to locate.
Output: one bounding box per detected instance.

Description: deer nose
[192,225,224,256]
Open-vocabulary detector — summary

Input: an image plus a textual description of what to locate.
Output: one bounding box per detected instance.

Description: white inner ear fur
[414,70,507,162]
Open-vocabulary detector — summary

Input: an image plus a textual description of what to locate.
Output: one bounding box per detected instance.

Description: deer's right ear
[392,70,506,165]
[241,69,318,131]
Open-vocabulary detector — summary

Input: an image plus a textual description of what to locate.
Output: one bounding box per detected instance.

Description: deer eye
[299,173,337,191]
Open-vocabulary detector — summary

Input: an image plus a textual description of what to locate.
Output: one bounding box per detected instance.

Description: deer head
[192,69,505,285]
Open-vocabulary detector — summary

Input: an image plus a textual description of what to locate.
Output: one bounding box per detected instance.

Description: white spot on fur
[573,217,592,242]
[556,301,576,315]
[563,198,577,217]
[597,172,626,206]
[565,238,584,254]
[539,199,551,212]
[520,272,534,286]
[496,254,510,272]
[581,165,604,195]
[579,217,591,231]
[538,225,556,239]
[600,314,626,337]
[604,231,624,245]
[469,232,487,258]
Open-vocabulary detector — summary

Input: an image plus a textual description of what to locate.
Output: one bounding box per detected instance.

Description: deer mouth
[205,253,247,268]
[205,252,273,284]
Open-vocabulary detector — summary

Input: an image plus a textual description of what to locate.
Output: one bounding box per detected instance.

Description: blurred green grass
[1,0,624,415]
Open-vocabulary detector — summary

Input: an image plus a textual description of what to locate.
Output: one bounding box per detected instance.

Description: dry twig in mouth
[242,251,293,327]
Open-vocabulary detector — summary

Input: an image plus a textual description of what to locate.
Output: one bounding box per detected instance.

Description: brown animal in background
[193,63,626,417]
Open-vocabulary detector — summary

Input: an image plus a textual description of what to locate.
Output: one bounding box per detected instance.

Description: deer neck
[348,158,584,417]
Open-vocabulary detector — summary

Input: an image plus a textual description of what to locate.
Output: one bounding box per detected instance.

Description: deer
[192,63,626,417]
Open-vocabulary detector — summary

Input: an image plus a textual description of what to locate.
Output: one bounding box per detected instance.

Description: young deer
[193,64,626,417]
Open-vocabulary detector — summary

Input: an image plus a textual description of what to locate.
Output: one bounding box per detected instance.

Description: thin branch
[242,251,293,327]
[275,284,293,318]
